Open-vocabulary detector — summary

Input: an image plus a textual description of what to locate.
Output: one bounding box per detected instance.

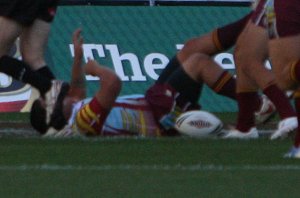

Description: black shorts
[0,0,59,26]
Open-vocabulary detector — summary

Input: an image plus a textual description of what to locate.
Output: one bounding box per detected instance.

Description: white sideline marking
[0,129,274,138]
[1,164,300,171]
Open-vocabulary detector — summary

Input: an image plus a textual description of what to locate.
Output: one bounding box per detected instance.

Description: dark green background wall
[46,6,250,112]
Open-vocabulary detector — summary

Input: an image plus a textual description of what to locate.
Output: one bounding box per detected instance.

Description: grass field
[0,113,300,198]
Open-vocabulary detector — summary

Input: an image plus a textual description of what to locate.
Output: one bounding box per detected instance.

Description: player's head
[48,82,71,130]
[30,99,49,134]
[30,82,71,134]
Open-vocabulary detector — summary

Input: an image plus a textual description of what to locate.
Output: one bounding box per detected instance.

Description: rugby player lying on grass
[30,27,275,137]
[31,28,204,137]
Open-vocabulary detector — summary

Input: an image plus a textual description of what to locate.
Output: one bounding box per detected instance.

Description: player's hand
[72,28,83,61]
[85,58,98,76]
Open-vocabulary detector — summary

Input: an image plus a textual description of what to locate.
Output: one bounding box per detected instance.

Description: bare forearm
[71,59,85,88]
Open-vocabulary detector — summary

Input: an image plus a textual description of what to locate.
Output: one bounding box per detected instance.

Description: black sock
[35,66,56,80]
[157,56,181,83]
[166,67,203,104]
[0,56,52,96]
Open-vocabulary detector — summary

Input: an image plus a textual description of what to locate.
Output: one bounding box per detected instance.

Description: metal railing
[59,0,252,6]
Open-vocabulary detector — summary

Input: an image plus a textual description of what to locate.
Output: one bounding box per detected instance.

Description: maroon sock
[236,92,260,132]
[212,71,236,100]
[293,97,300,147]
[263,84,296,119]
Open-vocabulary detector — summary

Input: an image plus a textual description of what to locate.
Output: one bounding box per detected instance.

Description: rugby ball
[175,110,223,138]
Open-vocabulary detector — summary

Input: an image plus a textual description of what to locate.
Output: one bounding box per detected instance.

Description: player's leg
[183,21,273,131]
[0,0,40,56]
[185,53,236,100]
[158,12,251,84]
[159,17,249,98]
[270,35,300,90]
[0,17,22,57]
[234,22,273,88]
[0,1,65,124]
[269,36,300,140]
[179,12,252,99]
[284,88,300,158]
[157,30,221,84]
[146,54,204,132]
[232,23,295,138]
[20,19,55,79]
[267,0,300,141]
[178,12,252,61]
[235,22,275,133]
[292,90,300,148]
[195,12,275,117]
[0,1,56,96]
[225,0,297,138]
[223,51,261,138]
[20,0,59,79]
[0,16,56,97]
[266,0,300,156]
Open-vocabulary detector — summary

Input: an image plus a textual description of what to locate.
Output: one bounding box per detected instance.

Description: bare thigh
[269,34,300,90]
[182,53,224,86]
[20,19,51,69]
[177,32,218,62]
[234,22,274,91]
[0,17,22,57]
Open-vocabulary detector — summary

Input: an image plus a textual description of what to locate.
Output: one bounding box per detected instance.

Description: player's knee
[181,35,212,56]
[275,72,290,90]
[181,54,213,82]
[181,54,203,75]
[233,45,247,67]
[182,37,198,52]
[234,51,259,74]
[22,54,45,69]
[283,59,300,90]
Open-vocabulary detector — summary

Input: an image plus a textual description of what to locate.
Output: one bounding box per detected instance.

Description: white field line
[0,164,300,171]
[0,129,274,138]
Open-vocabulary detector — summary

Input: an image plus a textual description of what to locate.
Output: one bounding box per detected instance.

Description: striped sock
[211,71,236,100]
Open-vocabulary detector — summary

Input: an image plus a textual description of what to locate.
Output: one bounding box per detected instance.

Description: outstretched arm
[85,59,121,110]
[69,29,86,99]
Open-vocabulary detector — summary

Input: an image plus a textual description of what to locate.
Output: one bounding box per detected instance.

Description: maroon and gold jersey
[251,0,300,38]
[66,95,163,137]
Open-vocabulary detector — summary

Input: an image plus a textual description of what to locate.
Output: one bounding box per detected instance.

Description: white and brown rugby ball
[175,110,223,138]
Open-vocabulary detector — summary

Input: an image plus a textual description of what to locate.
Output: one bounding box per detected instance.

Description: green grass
[0,112,29,122]
[0,112,297,198]
[0,112,237,122]
[0,137,299,198]
[0,111,277,124]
